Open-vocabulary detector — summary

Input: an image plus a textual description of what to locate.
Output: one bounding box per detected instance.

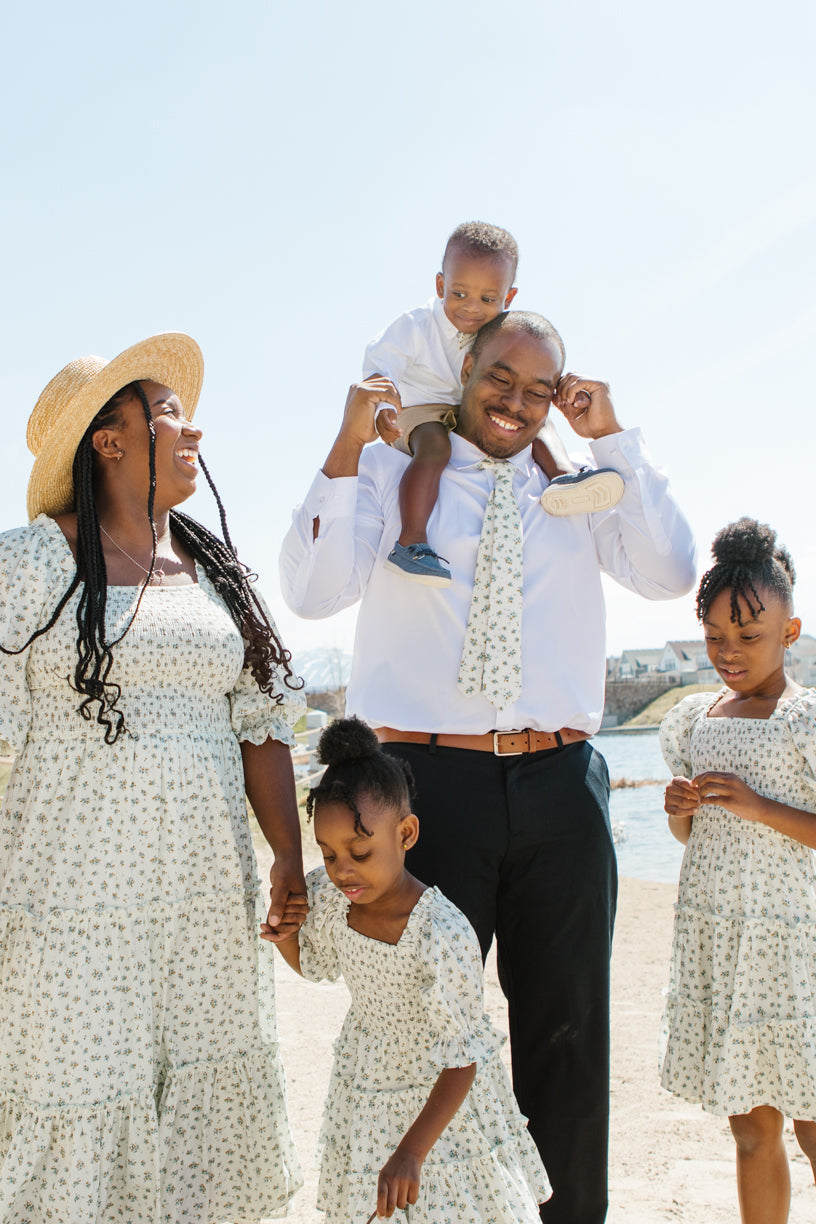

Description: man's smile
[486,410,523,434]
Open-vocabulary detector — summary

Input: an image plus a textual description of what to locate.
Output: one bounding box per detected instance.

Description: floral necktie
[457,458,523,708]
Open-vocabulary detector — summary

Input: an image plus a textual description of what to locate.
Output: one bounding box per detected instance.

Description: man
[280,312,696,1223]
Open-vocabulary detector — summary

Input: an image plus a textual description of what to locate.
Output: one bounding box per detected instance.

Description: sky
[1,0,815,661]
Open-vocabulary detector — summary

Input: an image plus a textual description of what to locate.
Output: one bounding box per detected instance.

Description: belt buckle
[493,731,524,756]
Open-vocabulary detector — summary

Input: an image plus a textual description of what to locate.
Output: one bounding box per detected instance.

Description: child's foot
[384,542,452,587]
[540,467,624,516]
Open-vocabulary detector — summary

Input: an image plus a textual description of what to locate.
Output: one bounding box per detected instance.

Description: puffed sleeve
[298,867,346,983]
[0,517,75,754]
[415,890,505,1070]
[227,587,306,747]
[658,691,716,778]
[787,690,816,803]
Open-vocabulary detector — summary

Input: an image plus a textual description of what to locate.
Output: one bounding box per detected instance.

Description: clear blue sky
[2,0,814,658]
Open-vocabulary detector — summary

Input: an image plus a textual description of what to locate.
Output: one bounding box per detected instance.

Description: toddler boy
[365,221,623,585]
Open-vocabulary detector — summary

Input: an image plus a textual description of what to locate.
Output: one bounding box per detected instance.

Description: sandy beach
[261,836,815,1223]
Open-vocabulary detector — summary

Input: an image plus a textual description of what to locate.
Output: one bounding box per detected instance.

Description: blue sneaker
[384,542,452,587]
[540,467,624,516]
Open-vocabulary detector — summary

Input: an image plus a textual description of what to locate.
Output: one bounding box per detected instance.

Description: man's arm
[279,377,402,618]
[553,375,696,598]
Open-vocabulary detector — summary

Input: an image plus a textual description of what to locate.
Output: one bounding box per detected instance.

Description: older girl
[661,518,816,1224]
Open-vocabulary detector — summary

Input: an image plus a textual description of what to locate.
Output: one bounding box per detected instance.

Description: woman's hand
[261,859,308,944]
[376,1147,422,1217]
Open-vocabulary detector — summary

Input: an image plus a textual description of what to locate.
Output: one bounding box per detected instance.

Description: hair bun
[711,517,777,567]
[710,517,796,585]
[316,716,380,767]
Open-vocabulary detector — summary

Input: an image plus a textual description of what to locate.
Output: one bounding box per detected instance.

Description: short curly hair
[696,517,795,625]
[442,221,519,279]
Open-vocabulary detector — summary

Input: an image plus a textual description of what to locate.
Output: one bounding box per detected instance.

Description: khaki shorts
[390,402,458,456]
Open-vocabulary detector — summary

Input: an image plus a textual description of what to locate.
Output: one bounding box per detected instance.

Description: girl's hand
[694,771,762,821]
[664,776,700,817]
[376,1147,422,1217]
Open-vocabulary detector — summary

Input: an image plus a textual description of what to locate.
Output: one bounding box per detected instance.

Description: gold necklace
[99,525,167,585]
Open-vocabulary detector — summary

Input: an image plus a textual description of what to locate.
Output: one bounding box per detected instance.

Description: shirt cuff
[302,469,359,519]
[589,426,648,473]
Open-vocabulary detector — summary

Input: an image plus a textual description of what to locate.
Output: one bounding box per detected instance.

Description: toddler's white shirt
[363,295,475,408]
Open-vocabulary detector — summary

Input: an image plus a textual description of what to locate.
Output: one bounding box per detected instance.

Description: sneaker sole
[540,471,625,516]
[383,559,452,587]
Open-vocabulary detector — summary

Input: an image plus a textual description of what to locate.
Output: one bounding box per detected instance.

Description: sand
[259,837,815,1223]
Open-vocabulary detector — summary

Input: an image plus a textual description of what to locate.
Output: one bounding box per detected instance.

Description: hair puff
[316,715,380,768]
[697,516,795,625]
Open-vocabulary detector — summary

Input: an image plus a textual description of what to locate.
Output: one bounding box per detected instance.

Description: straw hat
[26,332,204,521]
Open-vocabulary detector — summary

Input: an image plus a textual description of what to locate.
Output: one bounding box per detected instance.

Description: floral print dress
[298,867,551,1223]
[0,515,303,1223]
[659,688,816,1118]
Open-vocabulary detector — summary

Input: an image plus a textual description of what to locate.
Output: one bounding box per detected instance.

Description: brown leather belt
[375,726,591,757]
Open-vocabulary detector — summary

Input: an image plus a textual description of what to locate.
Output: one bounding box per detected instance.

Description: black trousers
[383,740,617,1224]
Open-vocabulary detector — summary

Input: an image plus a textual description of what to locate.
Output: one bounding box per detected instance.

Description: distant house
[790,634,816,686]
[617,648,665,679]
[610,639,717,687]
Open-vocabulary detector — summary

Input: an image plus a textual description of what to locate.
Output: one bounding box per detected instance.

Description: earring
[401,840,409,849]
[115,450,124,461]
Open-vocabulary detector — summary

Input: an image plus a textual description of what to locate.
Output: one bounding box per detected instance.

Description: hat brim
[27,332,204,521]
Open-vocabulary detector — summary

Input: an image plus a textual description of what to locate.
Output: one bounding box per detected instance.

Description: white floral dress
[299,867,551,1223]
[0,515,304,1223]
[659,688,816,1118]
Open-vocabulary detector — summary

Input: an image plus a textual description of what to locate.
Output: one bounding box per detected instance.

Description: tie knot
[479,457,515,484]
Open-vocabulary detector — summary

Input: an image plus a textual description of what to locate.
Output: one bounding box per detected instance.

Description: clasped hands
[259,861,308,945]
[345,372,619,448]
[664,773,764,823]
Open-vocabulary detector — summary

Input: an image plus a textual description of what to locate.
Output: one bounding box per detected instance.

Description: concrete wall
[603,677,677,725]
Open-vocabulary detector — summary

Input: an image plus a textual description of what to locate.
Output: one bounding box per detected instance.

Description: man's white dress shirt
[363,296,472,407]
[280,430,696,736]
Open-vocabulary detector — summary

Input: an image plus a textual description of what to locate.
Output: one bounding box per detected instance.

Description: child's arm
[694,771,816,849]
[376,1062,477,1218]
[664,776,700,844]
[265,927,303,975]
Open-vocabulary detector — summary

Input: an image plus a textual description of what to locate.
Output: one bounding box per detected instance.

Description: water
[591,729,685,884]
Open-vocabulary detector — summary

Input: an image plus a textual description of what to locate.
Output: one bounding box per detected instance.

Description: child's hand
[260,892,308,943]
[376,1147,422,1217]
[664,776,700,818]
[375,404,403,445]
[694,771,763,821]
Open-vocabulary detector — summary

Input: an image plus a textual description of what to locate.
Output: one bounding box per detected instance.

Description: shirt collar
[431,295,476,350]
[449,430,534,474]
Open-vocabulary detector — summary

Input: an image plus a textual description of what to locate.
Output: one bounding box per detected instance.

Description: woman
[0,334,305,1222]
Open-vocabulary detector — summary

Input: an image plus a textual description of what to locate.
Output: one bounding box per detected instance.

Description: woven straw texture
[26,333,203,521]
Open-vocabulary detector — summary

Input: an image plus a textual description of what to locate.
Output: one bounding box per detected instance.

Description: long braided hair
[696,517,796,626]
[2,381,301,743]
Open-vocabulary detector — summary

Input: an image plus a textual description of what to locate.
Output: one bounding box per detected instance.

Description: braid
[4,380,301,746]
[169,507,301,698]
[697,517,795,625]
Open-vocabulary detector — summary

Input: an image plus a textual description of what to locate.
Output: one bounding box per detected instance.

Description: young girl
[267,716,551,1221]
[660,518,816,1223]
